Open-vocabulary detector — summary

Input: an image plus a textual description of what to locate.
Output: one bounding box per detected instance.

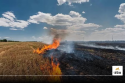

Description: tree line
[0,39,19,42]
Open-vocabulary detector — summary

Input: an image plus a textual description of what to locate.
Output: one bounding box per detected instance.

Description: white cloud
[69,11,81,17]
[10,28,18,30]
[82,11,85,14]
[84,3,125,41]
[85,28,125,41]
[28,11,101,41]
[57,0,89,5]
[118,3,125,14]
[64,30,86,41]
[28,12,52,24]
[57,0,66,5]
[0,11,29,30]
[67,23,101,30]
[43,27,48,29]
[32,36,36,39]
[115,3,125,23]
[4,37,10,39]
[28,11,101,30]
[115,3,125,28]
[2,12,15,21]
[114,24,125,28]
[32,36,53,44]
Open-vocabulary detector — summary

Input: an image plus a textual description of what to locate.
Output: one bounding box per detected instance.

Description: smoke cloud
[49,28,69,41]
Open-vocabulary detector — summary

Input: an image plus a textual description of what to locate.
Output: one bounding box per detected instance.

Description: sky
[0,0,125,42]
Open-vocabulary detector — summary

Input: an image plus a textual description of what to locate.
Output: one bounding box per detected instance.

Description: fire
[33,37,62,82]
[34,38,60,54]
[48,56,62,82]
[50,56,62,75]
[40,56,62,82]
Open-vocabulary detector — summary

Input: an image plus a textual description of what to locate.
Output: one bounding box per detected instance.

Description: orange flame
[34,38,62,82]
[40,56,62,82]
[48,56,62,82]
[49,56,62,75]
[34,38,60,54]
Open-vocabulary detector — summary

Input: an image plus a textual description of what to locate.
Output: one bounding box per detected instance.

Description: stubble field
[0,42,51,82]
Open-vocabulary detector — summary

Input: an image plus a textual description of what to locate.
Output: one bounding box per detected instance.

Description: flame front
[48,56,62,82]
[34,38,60,54]
[33,38,62,82]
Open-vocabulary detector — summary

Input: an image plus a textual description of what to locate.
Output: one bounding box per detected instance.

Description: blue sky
[0,0,125,41]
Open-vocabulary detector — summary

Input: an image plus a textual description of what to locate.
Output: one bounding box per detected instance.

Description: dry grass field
[0,42,53,82]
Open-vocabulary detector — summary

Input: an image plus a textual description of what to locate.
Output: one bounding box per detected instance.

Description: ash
[42,42,110,75]
[41,42,125,82]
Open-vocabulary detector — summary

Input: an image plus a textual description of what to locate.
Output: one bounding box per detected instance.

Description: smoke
[41,27,75,53]
[41,28,69,45]
[48,28,75,53]
[79,43,125,51]
[49,28,69,41]
[41,36,53,44]
[57,41,74,53]
[63,41,74,53]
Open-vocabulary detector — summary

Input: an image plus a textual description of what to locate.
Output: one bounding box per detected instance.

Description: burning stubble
[33,28,70,54]
[33,39,62,82]
[33,38,60,54]
[33,28,73,82]
[48,56,62,82]
[33,29,63,82]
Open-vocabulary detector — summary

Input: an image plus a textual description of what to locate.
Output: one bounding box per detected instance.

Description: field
[0,42,125,82]
[0,42,51,82]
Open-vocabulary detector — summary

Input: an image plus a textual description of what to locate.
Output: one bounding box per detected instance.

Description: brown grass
[0,42,53,82]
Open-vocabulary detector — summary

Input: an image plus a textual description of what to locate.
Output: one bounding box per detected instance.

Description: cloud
[0,11,29,30]
[4,37,10,39]
[90,4,92,6]
[85,28,125,41]
[0,37,10,39]
[67,23,101,30]
[82,11,85,14]
[29,3,125,41]
[28,11,101,41]
[48,28,86,41]
[43,27,48,29]
[63,30,86,41]
[66,30,85,34]
[10,28,19,30]
[114,24,125,28]
[32,36,53,44]
[57,0,89,5]
[115,3,125,23]
[28,11,101,30]
[69,11,81,17]
[115,3,125,28]
[84,3,125,41]
[118,3,125,14]
[32,36,36,39]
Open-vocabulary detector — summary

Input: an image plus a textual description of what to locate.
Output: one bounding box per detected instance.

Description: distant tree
[2,39,7,42]
[0,39,20,42]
